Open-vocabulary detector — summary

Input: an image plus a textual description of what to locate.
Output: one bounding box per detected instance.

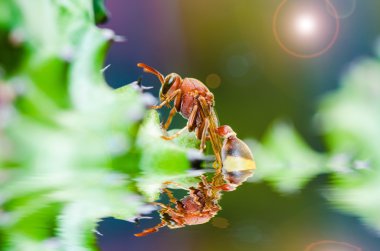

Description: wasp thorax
[217,125,236,139]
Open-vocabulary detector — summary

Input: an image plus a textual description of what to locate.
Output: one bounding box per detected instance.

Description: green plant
[0,1,200,250]
[1,0,380,250]
[255,50,380,233]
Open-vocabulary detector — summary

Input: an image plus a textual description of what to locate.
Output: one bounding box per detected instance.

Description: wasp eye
[162,74,177,94]
[166,75,175,86]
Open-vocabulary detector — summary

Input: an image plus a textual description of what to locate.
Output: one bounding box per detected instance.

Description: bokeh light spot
[206,73,222,89]
[295,15,317,36]
[326,0,356,19]
[226,55,250,78]
[273,0,340,58]
[305,240,362,251]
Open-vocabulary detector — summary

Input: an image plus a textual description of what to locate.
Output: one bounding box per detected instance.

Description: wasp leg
[197,96,211,117]
[163,107,177,131]
[163,181,188,190]
[162,91,183,130]
[197,96,223,167]
[199,118,209,152]
[196,120,205,140]
[161,104,198,140]
[211,169,226,188]
[189,187,203,207]
[187,105,199,132]
[161,126,187,140]
[153,201,185,217]
[151,202,170,209]
[162,188,178,205]
[200,174,209,186]
[134,221,167,237]
[199,174,215,197]
[151,89,181,109]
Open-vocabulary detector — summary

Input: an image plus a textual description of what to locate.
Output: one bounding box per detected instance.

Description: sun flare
[295,15,317,36]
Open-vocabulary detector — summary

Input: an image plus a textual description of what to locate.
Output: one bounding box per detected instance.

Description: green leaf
[318,56,380,233]
[319,58,380,167]
[135,110,201,200]
[0,1,170,250]
[68,27,114,111]
[253,122,326,193]
[137,111,191,174]
[92,0,109,24]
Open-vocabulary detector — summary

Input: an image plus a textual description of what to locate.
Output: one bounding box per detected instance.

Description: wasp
[134,64,256,236]
[134,175,223,237]
[137,63,223,166]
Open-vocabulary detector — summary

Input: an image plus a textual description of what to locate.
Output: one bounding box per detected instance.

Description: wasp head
[160,73,182,99]
[137,63,182,102]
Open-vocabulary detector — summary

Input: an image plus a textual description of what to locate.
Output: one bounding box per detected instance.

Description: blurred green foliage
[1,0,380,250]
[0,1,200,250]
[255,52,380,234]
[320,56,380,234]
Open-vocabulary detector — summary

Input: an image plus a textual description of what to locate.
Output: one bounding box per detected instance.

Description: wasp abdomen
[218,126,256,187]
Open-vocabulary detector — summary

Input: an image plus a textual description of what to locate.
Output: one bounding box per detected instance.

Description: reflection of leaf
[328,171,380,234]
[253,122,326,193]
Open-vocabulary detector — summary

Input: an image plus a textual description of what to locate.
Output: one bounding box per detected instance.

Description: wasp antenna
[137,63,165,84]
[134,222,167,237]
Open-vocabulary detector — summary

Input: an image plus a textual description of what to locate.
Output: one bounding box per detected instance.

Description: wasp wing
[197,97,223,168]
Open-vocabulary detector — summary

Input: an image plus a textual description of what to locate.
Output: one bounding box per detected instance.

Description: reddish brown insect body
[135,64,256,237]
[134,176,222,237]
[137,63,222,166]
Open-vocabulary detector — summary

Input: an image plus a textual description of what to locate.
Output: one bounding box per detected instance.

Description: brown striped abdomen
[221,136,256,186]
